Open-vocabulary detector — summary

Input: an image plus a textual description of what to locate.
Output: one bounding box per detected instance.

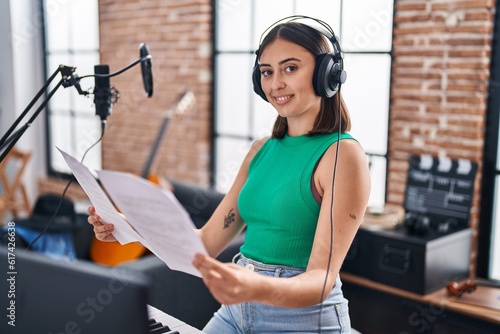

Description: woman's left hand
[193,253,261,305]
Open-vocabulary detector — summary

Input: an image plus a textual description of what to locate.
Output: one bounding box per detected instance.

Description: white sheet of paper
[58,148,207,277]
[58,148,146,245]
[97,170,207,277]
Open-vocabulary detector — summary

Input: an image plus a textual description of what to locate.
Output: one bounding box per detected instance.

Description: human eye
[285,65,297,73]
[261,68,272,77]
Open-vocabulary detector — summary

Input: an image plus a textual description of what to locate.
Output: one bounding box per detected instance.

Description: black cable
[318,86,342,332]
[27,120,106,252]
[79,55,151,80]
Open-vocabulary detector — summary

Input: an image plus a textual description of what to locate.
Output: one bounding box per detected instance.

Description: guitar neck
[139,90,195,180]
[140,118,171,179]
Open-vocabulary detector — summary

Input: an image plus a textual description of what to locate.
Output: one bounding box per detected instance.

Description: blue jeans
[203,253,352,334]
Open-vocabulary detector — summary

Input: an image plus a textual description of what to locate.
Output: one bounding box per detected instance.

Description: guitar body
[89,174,161,266]
[89,90,195,266]
[90,239,147,266]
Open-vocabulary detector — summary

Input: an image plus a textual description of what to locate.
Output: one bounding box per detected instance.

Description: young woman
[88,16,370,333]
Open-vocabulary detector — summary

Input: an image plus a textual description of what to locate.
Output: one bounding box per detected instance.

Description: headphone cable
[318,86,342,333]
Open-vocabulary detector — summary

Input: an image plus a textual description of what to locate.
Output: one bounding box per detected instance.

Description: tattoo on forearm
[349,213,357,220]
[224,208,235,229]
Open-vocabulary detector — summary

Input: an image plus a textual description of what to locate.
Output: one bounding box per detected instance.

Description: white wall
[0,0,47,210]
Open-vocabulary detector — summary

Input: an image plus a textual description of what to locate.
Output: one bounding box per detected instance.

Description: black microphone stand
[0,53,151,163]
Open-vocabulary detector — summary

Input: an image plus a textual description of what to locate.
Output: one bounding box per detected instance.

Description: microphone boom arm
[0,65,89,163]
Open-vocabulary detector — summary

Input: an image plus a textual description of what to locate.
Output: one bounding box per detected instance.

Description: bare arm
[196,137,268,258]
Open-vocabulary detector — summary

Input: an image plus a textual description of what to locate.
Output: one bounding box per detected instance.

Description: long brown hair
[257,22,351,138]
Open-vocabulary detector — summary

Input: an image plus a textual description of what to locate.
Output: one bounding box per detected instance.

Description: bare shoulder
[337,139,367,162]
[323,138,367,165]
[317,138,370,191]
[251,136,270,151]
[225,136,270,195]
[244,136,270,164]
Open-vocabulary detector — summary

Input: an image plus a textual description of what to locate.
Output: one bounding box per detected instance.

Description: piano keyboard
[147,304,206,334]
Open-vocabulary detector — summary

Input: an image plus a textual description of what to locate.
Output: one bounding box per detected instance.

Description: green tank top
[238,132,354,268]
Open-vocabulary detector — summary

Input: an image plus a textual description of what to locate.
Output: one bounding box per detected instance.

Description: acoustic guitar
[90,90,196,266]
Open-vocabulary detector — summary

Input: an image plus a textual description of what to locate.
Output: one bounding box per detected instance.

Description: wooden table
[341,272,500,333]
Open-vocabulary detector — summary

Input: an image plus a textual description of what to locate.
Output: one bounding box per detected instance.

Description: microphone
[139,43,153,97]
[94,64,112,121]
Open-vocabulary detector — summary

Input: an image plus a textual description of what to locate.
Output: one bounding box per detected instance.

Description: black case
[342,155,476,295]
[342,227,472,294]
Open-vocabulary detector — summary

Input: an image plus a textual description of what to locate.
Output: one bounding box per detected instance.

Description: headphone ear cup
[313,53,340,98]
[252,57,268,102]
[404,212,417,233]
[405,213,431,236]
[415,215,431,235]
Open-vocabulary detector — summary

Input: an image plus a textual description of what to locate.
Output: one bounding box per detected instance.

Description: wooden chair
[0,148,32,223]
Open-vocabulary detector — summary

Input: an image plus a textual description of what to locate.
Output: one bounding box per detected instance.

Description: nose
[270,72,285,91]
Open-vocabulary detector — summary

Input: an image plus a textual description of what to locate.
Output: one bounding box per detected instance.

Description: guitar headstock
[166,90,195,119]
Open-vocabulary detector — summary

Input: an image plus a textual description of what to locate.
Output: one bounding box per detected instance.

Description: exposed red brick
[395,2,428,11]
[431,0,495,11]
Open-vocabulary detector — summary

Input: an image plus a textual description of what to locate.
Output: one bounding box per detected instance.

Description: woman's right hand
[87,206,117,242]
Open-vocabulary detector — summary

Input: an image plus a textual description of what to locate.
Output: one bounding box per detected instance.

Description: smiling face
[259,38,322,135]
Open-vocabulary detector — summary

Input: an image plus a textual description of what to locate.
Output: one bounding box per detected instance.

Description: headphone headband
[258,15,336,47]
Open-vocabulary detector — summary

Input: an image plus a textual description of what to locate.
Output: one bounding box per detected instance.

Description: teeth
[276,95,291,102]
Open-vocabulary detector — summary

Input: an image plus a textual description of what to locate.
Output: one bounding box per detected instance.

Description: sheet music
[96,170,207,277]
[58,148,146,245]
[58,148,207,277]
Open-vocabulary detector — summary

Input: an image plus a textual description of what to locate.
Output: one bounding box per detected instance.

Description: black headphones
[252,15,346,102]
[404,212,460,236]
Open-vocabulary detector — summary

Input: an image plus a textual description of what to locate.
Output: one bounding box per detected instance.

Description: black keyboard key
[149,324,173,333]
[149,321,165,330]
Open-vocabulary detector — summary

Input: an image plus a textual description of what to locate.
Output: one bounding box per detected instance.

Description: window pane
[490,178,500,280]
[214,137,252,193]
[342,0,393,52]
[295,0,341,34]
[44,0,99,51]
[216,54,253,136]
[497,112,500,170]
[44,0,70,51]
[254,0,294,47]
[216,0,252,51]
[252,95,277,139]
[367,155,387,207]
[342,53,391,155]
[70,0,99,50]
[49,114,73,173]
[74,116,102,166]
[49,115,102,173]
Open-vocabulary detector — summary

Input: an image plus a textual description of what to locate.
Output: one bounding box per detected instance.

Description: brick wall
[388,0,496,273]
[98,0,213,184]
